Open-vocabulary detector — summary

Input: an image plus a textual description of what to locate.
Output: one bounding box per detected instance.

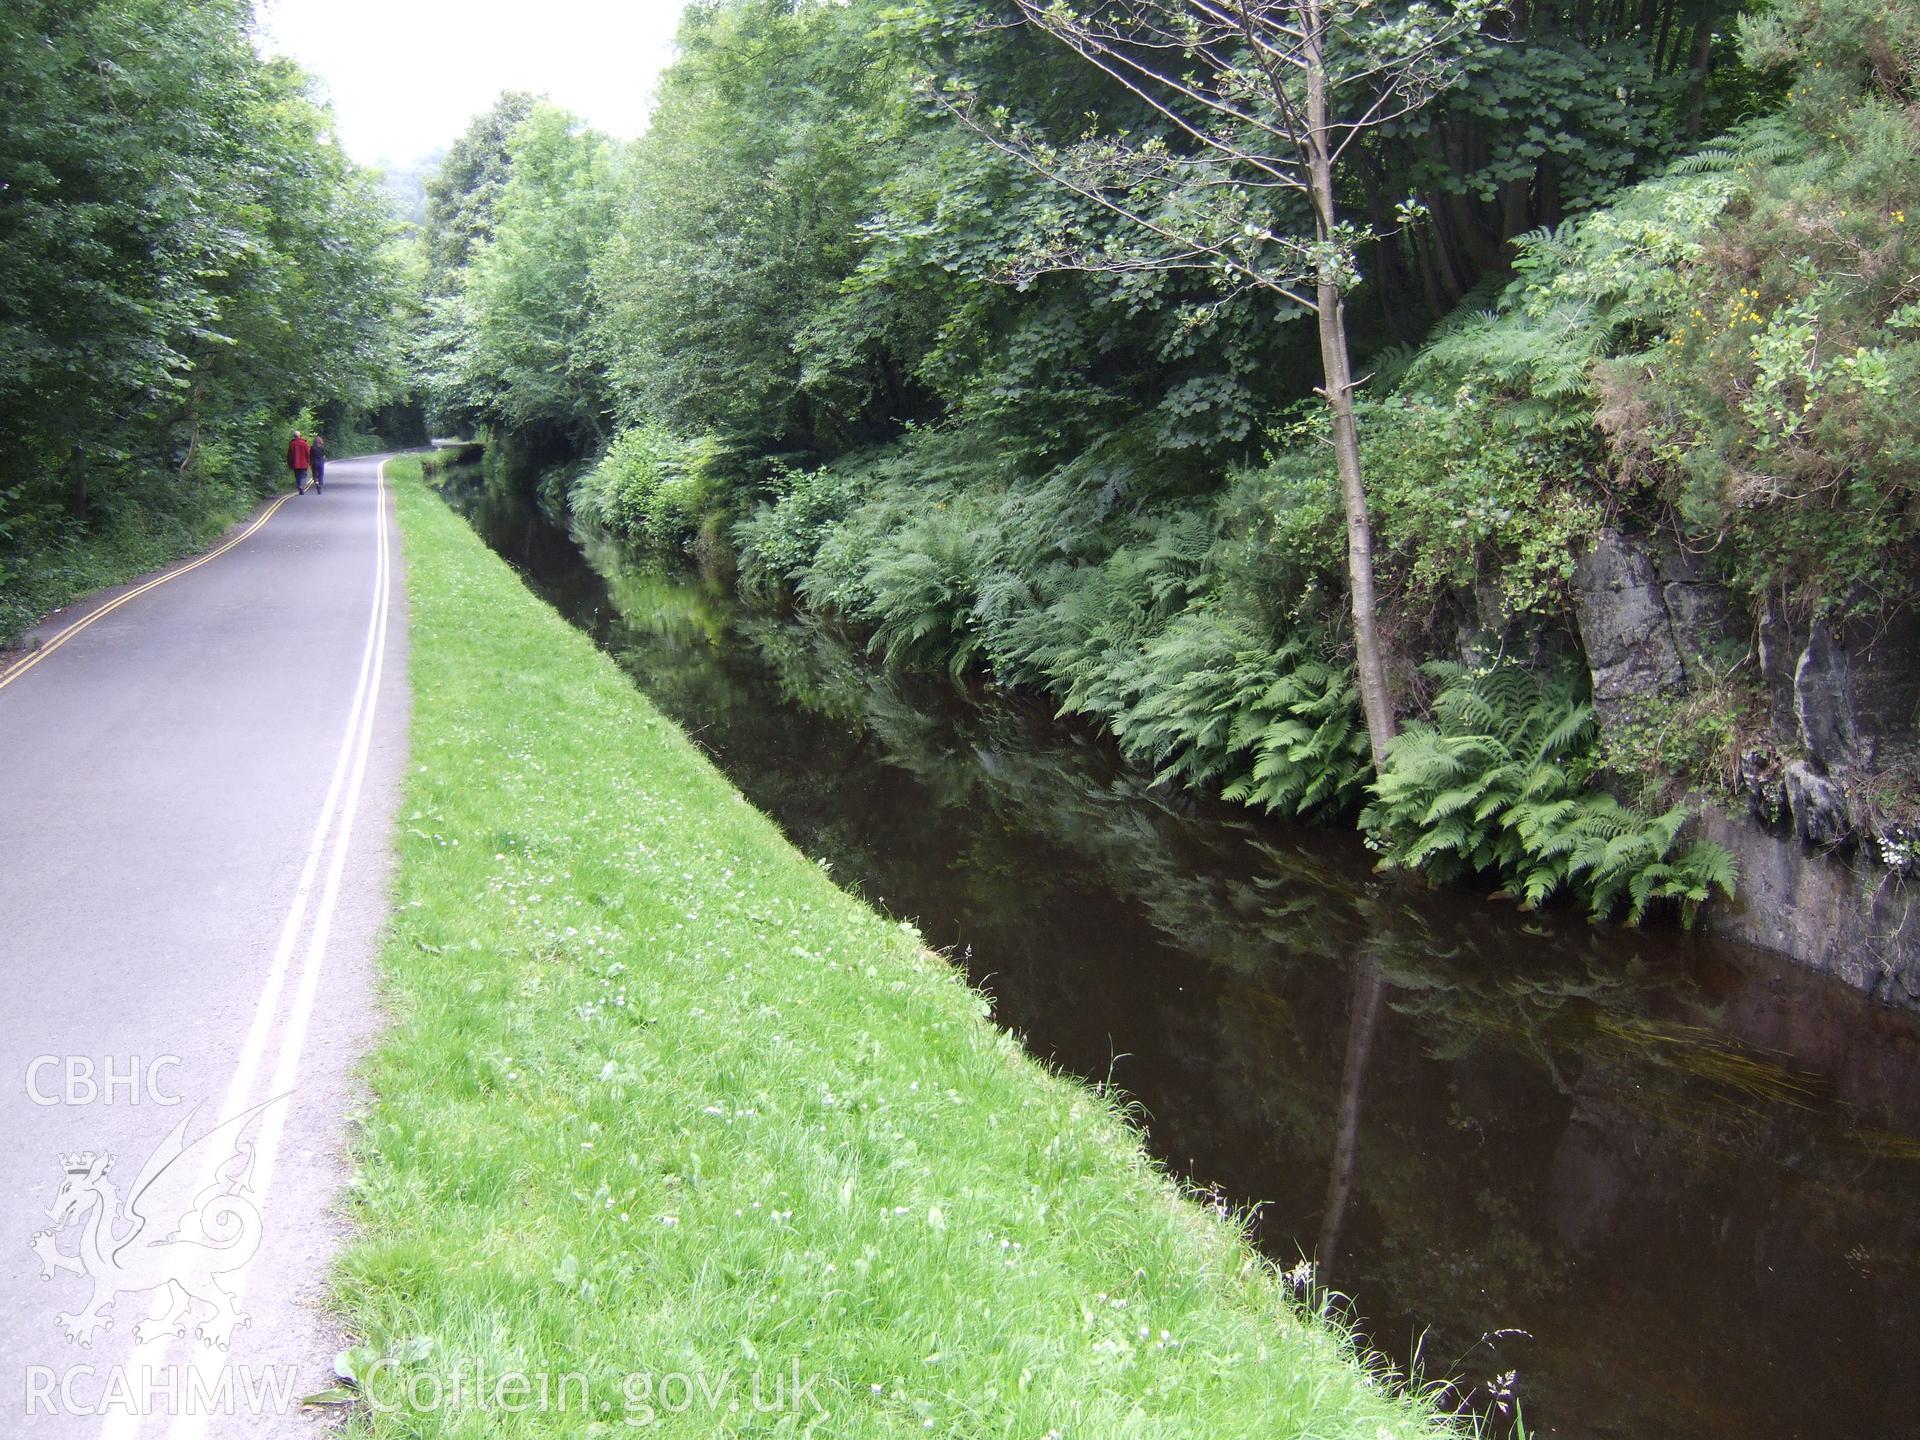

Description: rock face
[1655,544,1740,689]
[1566,528,1920,1008]
[1793,618,1857,770]
[1763,600,1920,774]
[1700,806,1920,1007]
[1570,531,1686,728]
[1784,760,1852,849]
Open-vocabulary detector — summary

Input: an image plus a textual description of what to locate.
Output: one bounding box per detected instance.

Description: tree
[423,91,539,280]
[462,105,620,453]
[939,0,1487,767]
[592,0,911,460]
[0,1,403,518]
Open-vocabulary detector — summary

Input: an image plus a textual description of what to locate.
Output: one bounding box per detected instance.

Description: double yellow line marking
[0,491,294,694]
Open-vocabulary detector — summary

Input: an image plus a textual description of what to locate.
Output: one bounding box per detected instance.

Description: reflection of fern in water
[1366,663,1737,923]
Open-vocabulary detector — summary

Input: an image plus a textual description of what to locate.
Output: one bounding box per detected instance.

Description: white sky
[255,0,688,167]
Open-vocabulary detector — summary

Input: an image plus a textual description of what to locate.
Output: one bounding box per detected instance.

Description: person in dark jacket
[309,434,328,494]
[288,432,311,494]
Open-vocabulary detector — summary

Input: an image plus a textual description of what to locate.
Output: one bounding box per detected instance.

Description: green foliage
[857,487,1003,675]
[0,0,408,642]
[1593,61,1920,607]
[1097,616,1372,816]
[408,0,1909,927]
[732,461,877,598]
[428,103,619,449]
[592,0,913,456]
[724,423,1372,818]
[1366,665,1738,923]
[1371,0,1920,617]
[1346,0,1757,335]
[1598,684,1763,809]
[1242,392,1604,622]
[570,424,724,553]
[421,92,537,276]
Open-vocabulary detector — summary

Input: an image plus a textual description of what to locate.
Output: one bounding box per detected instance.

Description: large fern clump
[1066,611,1371,818]
[1365,663,1738,923]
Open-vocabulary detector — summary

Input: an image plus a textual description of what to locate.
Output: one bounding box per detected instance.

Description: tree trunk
[1305,9,1398,768]
[1653,0,1679,70]
[1412,226,1453,323]
[1538,152,1564,229]
[1500,174,1532,250]
[69,450,89,522]
[1315,287,1397,769]
[1682,23,1715,139]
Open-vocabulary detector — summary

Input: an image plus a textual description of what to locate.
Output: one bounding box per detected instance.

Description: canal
[440,460,1920,1440]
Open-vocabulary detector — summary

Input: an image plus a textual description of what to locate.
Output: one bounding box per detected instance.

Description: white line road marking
[92,460,395,1439]
[160,459,395,1439]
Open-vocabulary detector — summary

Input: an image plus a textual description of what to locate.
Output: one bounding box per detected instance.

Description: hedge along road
[0,456,407,1437]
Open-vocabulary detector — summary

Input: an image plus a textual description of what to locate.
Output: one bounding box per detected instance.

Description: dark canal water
[440,462,1920,1440]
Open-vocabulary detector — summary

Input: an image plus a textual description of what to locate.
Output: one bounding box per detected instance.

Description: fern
[1366,664,1737,924]
[1090,614,1369,817]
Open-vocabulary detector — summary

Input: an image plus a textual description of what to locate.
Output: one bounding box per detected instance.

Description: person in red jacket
[287,431,311,494]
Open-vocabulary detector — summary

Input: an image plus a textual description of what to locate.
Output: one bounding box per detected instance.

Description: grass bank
[331,455,1464,1438]
[0,490,259,648]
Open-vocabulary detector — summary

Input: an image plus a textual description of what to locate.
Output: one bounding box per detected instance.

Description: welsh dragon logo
[28,1100,278,1351]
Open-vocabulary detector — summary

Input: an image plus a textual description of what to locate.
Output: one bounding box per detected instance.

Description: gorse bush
[1597,97,1920,608]
[1366,664,1738,923]
[1371,0,1920,617]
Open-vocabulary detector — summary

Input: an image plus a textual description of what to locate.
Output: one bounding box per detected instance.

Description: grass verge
[0,490,260,648]
[331,455,1464,1438]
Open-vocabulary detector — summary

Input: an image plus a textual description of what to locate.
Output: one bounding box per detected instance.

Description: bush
[732,457,878,598]
[570,423,723,552]
[1097,614,1371,817]
[1242,392,1604,627]
[853,484,1001,675]
[1593,93,1920,608]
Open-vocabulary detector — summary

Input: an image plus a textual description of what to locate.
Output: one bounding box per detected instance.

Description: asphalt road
[0,456,408,1437]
